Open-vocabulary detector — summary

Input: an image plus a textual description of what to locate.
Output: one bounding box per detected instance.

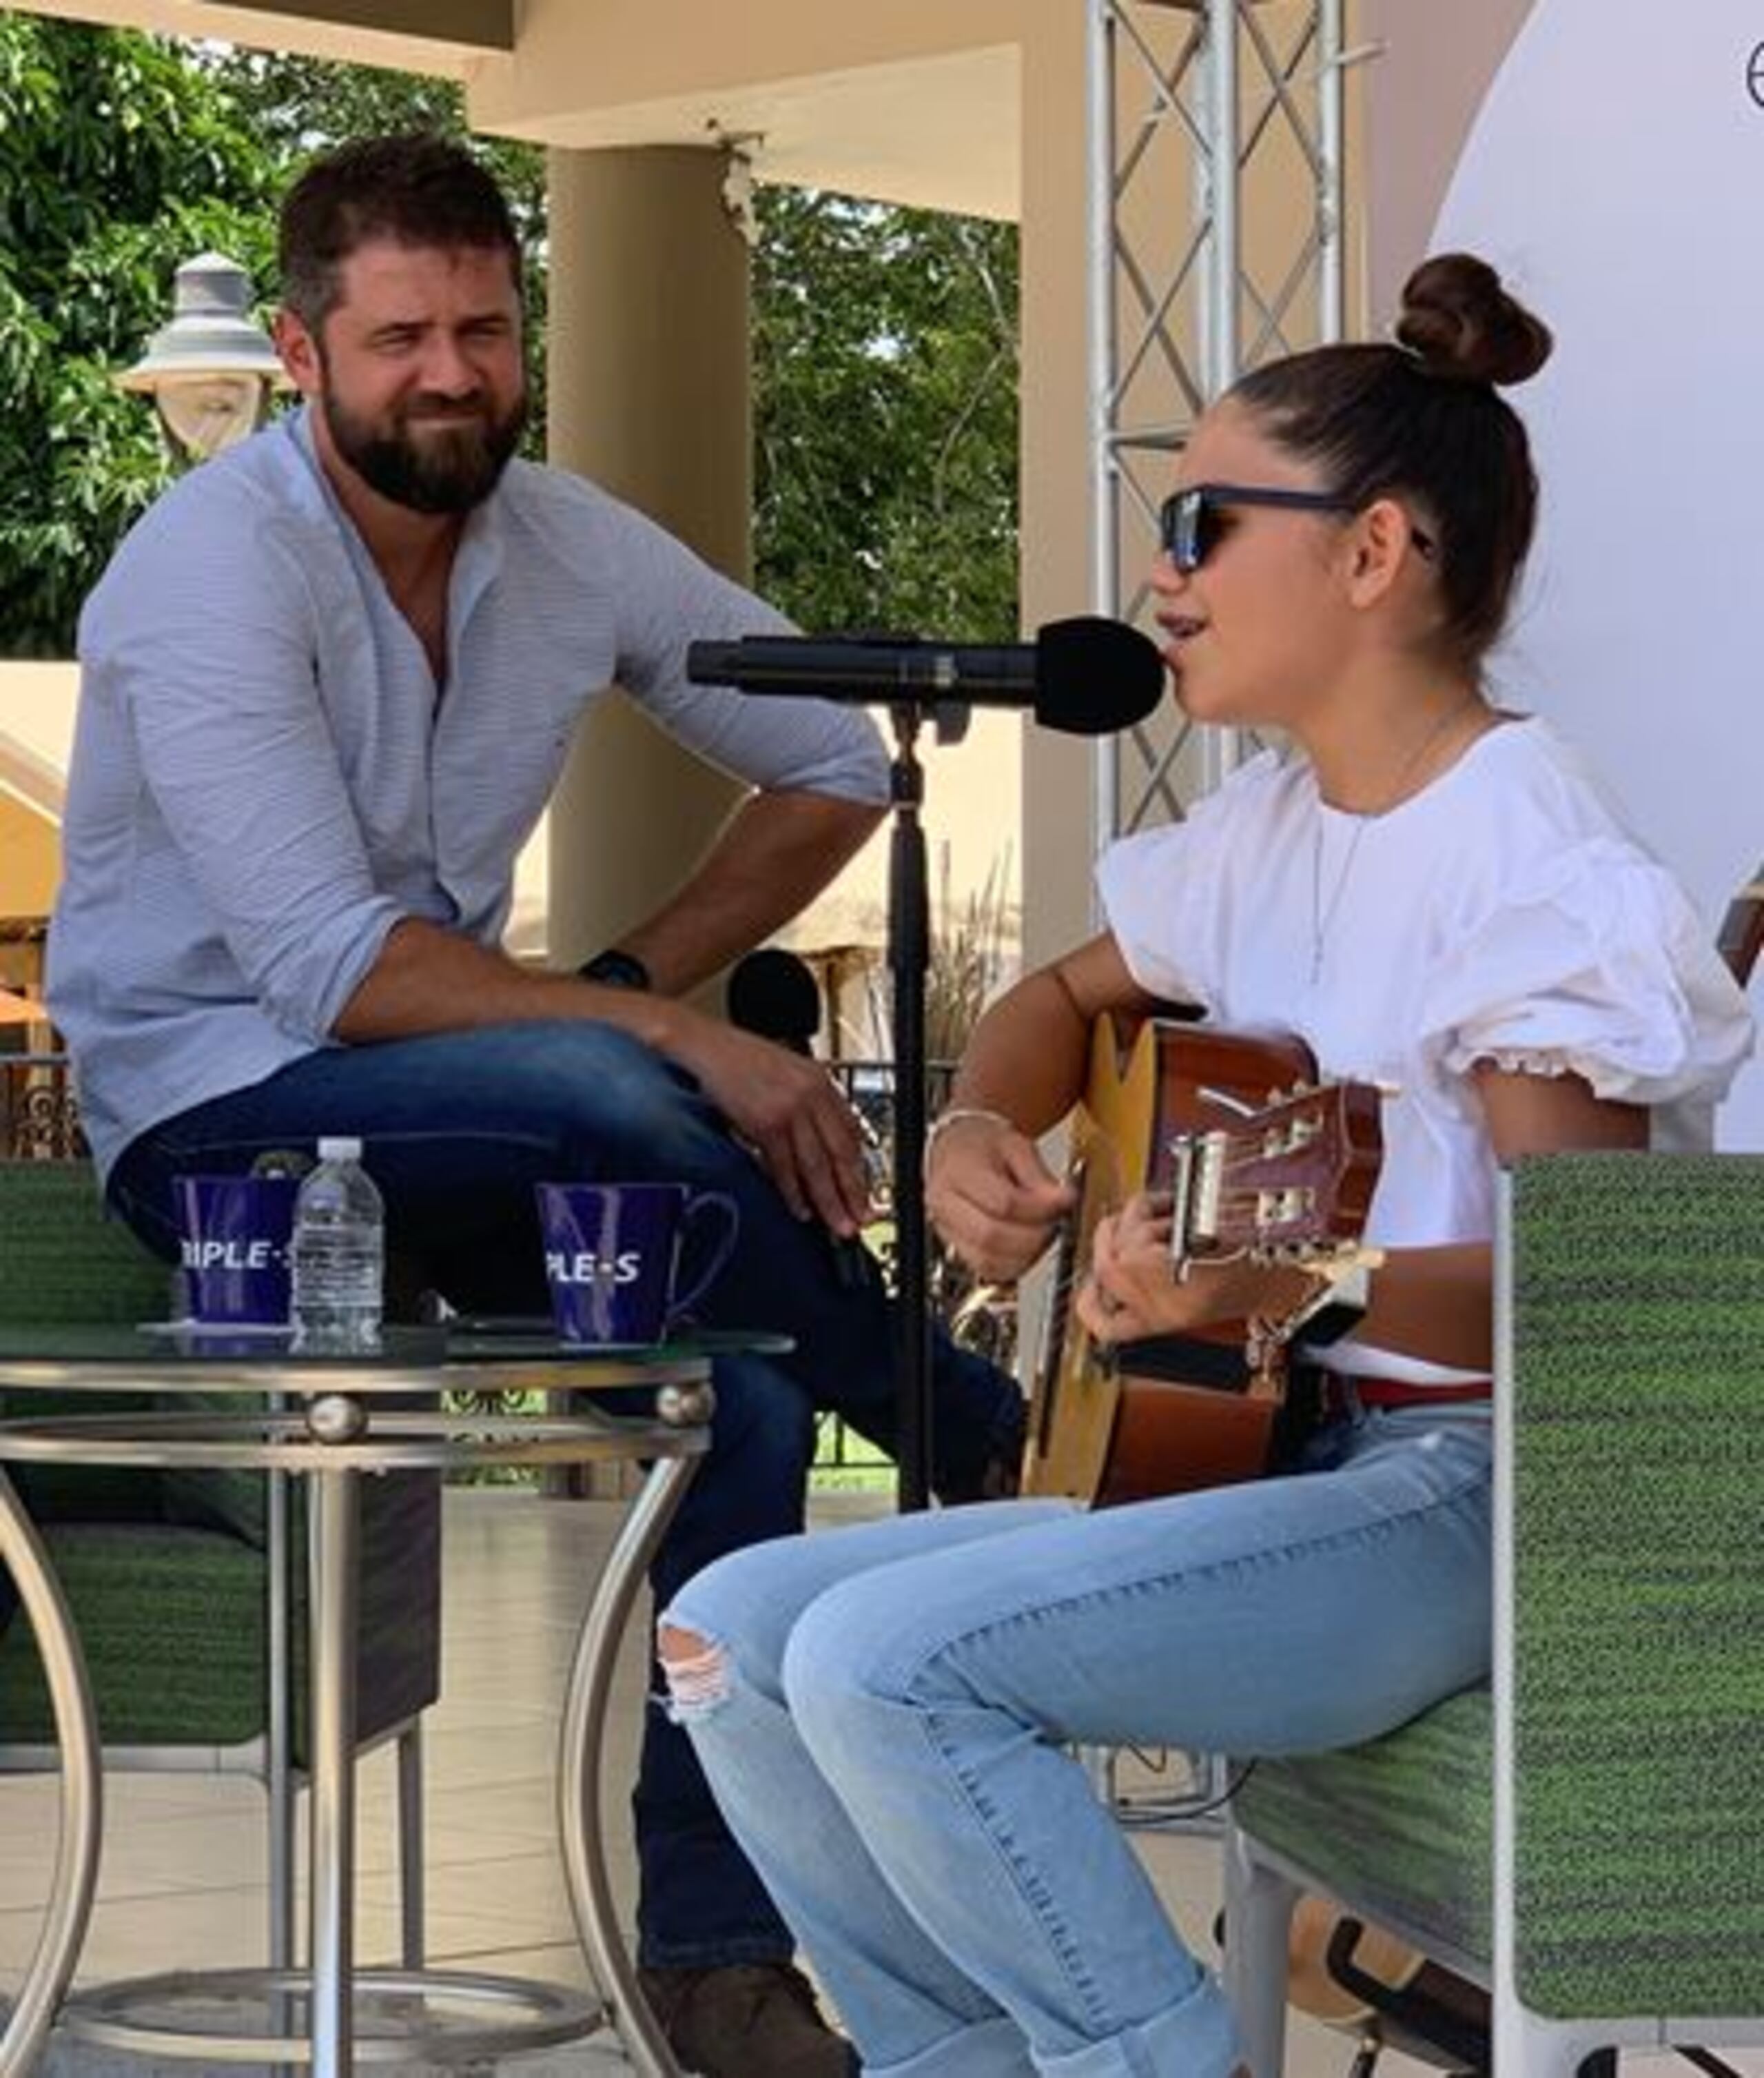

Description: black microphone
[686,616,1165,735]
[727,948,821,1057]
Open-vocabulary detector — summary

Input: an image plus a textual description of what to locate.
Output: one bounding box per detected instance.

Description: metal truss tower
[1089,0,1352,850]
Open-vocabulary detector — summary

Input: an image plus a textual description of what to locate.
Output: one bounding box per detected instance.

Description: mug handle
[665,1191,741,1327]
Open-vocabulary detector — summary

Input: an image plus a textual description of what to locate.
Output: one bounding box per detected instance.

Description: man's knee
[530,1023,730,1173]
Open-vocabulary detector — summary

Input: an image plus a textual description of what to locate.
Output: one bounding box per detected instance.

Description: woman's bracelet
[925,1106,1016,1159]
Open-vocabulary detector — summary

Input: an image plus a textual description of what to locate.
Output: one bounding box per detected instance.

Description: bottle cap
[316,1135,362,1161]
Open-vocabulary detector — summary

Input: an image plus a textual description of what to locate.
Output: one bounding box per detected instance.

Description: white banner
[1432,0,1764,1145]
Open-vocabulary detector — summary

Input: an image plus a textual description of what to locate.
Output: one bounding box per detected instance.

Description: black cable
[1189,1756,1257,1817]
[1114,1757,1258,1831]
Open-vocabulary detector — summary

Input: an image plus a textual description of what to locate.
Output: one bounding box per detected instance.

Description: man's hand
[926,1112,1076,1283]
[670,1019,872,1236]
[336,919,872,1233]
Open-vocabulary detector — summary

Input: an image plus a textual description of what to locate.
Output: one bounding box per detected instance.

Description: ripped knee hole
[657,1621,728,1708]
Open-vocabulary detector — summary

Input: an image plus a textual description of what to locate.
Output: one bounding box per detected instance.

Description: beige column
[544,145,752,970]
[1016,1,1105,972]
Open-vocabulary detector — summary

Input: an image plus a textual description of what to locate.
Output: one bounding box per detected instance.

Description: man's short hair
[279,133,522,332]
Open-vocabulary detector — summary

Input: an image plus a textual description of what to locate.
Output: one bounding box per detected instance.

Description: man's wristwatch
[578,947,651,991]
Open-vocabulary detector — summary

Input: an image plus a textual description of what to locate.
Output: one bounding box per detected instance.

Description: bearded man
[48,133,1025,2078]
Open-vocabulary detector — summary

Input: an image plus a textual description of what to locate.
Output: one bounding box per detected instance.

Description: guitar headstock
[1167,1078,1382,1267]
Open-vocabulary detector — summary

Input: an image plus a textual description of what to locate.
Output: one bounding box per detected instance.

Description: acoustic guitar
[1021,1017,1382,1507]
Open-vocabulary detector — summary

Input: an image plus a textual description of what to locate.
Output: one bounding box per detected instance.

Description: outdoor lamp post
[115,252,285,461]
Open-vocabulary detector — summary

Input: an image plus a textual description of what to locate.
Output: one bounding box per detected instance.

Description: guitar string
[1057,1161,1348,1292]
[1045,1112,1364,1334]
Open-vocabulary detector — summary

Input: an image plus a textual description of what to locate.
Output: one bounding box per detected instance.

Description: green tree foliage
[754,187,1018,641]
[0,17,274,655]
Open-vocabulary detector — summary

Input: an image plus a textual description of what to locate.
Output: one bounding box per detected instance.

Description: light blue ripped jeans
[663,1408,1491,2078]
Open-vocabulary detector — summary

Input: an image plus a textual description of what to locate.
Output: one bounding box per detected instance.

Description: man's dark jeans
[107,1020,1025,1968]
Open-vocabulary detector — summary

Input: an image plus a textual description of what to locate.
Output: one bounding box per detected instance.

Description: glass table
[0,1322,789,2077]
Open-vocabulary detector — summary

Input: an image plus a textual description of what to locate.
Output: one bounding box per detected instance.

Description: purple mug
[171,1174,300,1327]
[536,1181,740,1345]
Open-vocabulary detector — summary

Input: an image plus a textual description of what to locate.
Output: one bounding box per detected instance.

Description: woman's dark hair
[278,134,522,332]
[1229,252,1553,671]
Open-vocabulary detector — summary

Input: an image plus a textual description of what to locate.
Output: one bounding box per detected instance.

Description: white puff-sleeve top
[1096,717,1754,1375]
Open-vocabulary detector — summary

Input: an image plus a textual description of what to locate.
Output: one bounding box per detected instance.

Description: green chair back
[1229,1149,1764,2073]
[0,1159,169,1323]
[1509,1149,1764,2021]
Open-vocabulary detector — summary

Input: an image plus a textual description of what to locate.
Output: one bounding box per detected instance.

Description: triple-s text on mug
[545,1250,642,1287]
[180,1239,286,1271]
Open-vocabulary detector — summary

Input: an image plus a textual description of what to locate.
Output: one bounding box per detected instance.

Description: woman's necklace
[1309,700,1482,985]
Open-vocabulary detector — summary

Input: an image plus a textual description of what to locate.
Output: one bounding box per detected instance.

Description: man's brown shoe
[637,1960,858,2077]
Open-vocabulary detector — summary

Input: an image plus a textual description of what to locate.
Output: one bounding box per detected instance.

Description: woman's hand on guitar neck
[1079,1194,1316,1344]
[926,1111,1076,1283]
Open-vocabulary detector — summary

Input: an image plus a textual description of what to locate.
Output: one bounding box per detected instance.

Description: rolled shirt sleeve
[589,493,890,805]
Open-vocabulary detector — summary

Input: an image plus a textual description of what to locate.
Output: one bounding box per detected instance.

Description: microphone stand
[885,697,968,1512]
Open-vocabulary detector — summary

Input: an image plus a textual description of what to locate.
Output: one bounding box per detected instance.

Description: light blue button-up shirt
[49,410,888,1180]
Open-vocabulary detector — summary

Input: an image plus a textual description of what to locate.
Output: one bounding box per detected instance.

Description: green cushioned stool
[0,1157,442,1969]
[1223,1152,1764,2078]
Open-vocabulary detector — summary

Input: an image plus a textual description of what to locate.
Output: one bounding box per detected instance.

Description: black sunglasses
[1159,482,1435,572]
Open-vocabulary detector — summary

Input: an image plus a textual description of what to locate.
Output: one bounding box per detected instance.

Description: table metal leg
[396,1718,424,1970]
[309,1463,360,2075]
[267,1452,297,2077]
[267,1409,294,1973]
[556,1451,700,2078]
[0,1469,102,2077]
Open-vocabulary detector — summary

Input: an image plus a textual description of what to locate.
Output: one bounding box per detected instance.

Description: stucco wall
[0,661,76,921]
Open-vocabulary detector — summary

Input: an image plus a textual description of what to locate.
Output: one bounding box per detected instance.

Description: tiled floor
[1,1487,1756,2075]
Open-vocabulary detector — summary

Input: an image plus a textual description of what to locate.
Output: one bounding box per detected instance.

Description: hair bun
[1394,253,1552,388]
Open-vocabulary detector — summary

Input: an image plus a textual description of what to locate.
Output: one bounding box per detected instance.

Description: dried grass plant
[924,846,1018,1067]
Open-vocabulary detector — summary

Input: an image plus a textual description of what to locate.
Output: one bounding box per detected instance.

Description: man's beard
[320,377,528,516]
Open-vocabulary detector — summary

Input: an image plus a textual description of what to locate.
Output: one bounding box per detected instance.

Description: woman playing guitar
[657,254,1754,2078]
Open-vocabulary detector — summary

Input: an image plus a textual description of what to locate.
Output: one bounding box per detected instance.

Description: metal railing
[1,1055,84,1161]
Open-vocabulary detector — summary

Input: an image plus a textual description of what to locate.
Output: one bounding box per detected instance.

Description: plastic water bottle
[289,1137,384,1353]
